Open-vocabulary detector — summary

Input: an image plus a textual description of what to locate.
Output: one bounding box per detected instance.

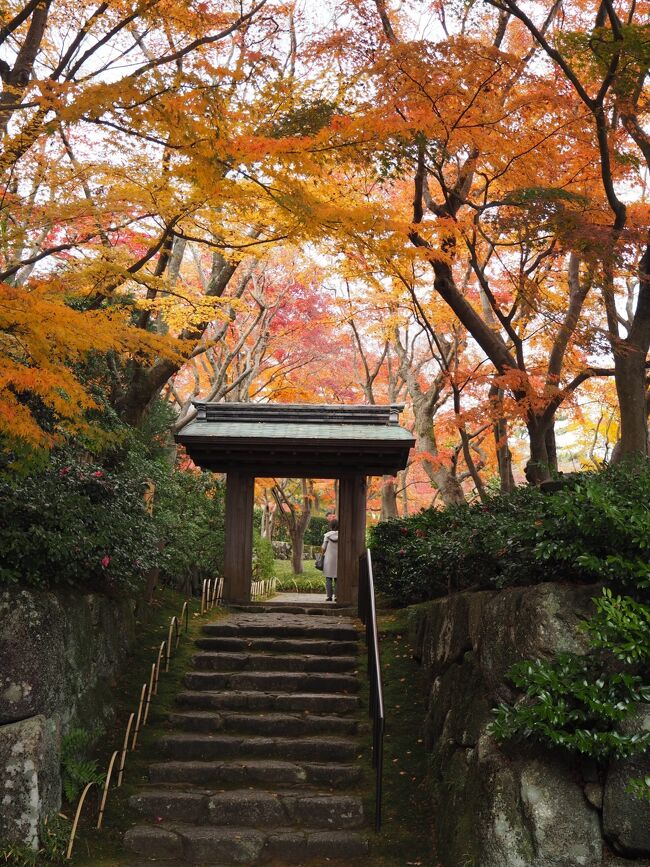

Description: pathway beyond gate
[123,603,369,864]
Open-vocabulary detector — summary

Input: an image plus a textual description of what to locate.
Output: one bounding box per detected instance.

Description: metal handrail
[358,549,385,832]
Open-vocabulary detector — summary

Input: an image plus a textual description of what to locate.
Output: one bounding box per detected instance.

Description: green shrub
[154,469,225,591]
[304,516,329,546]
[0,398,226,596]
[533,463,650,591]
[490,654,650,759]
[0,452,159,594]
[369,463,650,605]
[275,575,325,593]
[490,588,650,761]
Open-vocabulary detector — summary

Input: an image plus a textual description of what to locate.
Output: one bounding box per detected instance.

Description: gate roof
[175,403,414,478]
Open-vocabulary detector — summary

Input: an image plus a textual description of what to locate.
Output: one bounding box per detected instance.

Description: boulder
[0,589,135,727]
[0,715,60,848]
[603,705,650,856]
[409,583,606,867]
[0,588,136,847]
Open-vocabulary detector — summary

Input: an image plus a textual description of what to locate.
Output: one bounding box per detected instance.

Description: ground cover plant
[365,607,439,866]
[272,558,326,593]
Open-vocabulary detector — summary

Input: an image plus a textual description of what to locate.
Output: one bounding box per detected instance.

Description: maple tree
[486,0,650,459]
[0,0,364,448]
[306,0,648,482]
[1,0,648,496]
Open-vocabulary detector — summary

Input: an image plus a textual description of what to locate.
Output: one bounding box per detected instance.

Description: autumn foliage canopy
[1,0,648,504]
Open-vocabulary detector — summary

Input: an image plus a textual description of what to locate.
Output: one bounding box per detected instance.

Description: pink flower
[101,555,111,568]
[92,471,103,478]
[398,548,406,556]
[59,467,70,476]
[415,529,425,538]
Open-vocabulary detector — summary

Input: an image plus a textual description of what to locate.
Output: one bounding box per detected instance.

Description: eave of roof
[176,420,414,444]
[174,403,415,476]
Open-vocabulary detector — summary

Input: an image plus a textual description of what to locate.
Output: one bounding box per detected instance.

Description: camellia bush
[369,462,650,606]
[0,401,226,596]
[0,451,160,594]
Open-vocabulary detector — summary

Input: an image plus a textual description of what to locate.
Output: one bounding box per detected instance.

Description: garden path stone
[123,605,368,864]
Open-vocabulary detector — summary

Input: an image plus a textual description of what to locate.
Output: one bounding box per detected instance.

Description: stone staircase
[123,607,369,864]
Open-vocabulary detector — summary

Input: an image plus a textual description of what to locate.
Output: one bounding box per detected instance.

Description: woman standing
[321,518,339,602]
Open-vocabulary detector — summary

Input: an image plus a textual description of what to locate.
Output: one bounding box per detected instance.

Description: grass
[363,606,439,867]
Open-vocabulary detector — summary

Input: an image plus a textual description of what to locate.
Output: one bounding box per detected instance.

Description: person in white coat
[321,518,339,601]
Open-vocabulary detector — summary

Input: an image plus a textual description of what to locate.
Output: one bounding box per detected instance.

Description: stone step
[194,635,358,656]
[231,603,357,616]
[148,759,363,788]
[130,788,365,829]
[159,733,358,763]
[202,616,357,642]
[124,824,369,864]
[183,670,359,694]
[192,651,357,673]
[175,689,359,715]
[169,710,360,737]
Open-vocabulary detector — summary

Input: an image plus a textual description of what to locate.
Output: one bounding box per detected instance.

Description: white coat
[321,530,339,579]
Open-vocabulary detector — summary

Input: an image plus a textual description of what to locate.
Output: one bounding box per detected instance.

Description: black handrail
[358,549,385,832]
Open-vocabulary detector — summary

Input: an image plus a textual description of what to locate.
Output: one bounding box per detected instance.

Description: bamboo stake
[131,684,147,750]
[117,712,134,787]
[154,641,166,695]
[96,751,119,829]
[165,616,178,672]
[181,600,189,633]
[201,579,208,614]
[66,782,97,860]
[143,662,156,725]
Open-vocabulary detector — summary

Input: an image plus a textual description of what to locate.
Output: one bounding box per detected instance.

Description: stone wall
[408,583,650,867]
[0,589,136,847]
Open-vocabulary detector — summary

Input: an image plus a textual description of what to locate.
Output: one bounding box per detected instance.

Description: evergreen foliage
[491,588,650,761]
[369,463,650,605]
[0,399,225,594]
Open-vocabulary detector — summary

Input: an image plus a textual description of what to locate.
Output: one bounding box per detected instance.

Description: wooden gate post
[338,474,367,606]
[224,471,254,604]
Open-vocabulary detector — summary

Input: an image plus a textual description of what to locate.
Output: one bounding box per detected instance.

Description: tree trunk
[544,422,558,474]
[380,476,399,520]
[413,411,466,506]
[606,243,650,461]
[399,469,410,516]
[260,503,276,541]
[494,416,515,492]
[272,480,312,575]
[525,418,552,484]
[612,350,650,460]
[290,526,304,575]
[289,508,312,575]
